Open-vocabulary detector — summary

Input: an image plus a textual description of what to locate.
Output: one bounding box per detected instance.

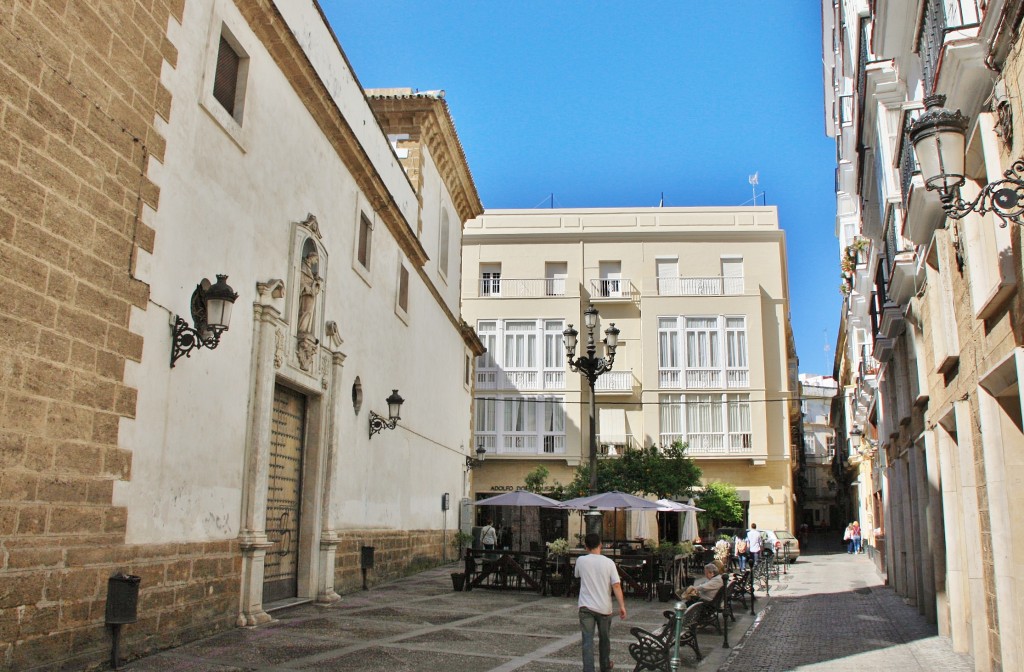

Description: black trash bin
[105,573,141,625]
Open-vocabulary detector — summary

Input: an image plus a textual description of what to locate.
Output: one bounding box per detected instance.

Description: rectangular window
[542,397,565,453]
[721,257,743,295]
[504,321,538,369]
[598,261,622,297]
[476,321,498,369]
[543,320,565,369]
[685,317,720,388]
[658,317,681,388]
[438,210,450,278]
[687,393,724,452]
[657,258,680,295]
[357,214,372,269]
[213,34,241,117]
[465,354,471,387]
[480,263,501,296]
[727,394,752,451]
[725,317,747,368]
[659,394,684,448]
[397,266,409,313]
[545,262,567,296]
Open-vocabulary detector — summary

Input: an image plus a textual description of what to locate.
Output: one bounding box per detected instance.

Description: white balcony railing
[595,370,633,392]
[659,370,682,389]
[597,434,639,454]
[686,369,721,389]
[475,433,566,455]
[684,433,726,454]
[658,276,743,296]
[726,370,749,388]
[543,371,565,389]
[542,435,565,454]
[660,369,748,389]
[478,278,567,298]
[658,432,754,456]
[590,278,632,299]
[476,370,565,391]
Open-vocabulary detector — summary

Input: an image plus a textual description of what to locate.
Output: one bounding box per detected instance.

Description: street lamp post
[563,304,620,495]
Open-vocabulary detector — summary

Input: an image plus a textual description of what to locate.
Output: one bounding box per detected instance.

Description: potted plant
[653,541,682,601]
[546,538,570,596]
[451,531,473,559]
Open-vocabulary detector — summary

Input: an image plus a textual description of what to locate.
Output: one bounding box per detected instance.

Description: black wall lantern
[368,389,404,438]
[910,94,1024,227]
[170,275,238,368]
[465,445,486,470]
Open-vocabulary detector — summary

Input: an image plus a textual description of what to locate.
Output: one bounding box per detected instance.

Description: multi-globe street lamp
[563,304,620,495]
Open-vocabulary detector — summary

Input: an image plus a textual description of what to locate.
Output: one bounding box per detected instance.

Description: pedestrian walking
[481,519,497,551]
[851,521,862,554]
[734,533,749,571]
[844,522,854,553]
[575,533,627,672]
[746,523,763,566]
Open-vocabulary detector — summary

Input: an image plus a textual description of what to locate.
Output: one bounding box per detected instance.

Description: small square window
[358,214,373,270]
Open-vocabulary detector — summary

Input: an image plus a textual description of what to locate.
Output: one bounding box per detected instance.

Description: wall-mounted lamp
[368,389,404,438]
[910,94,1024,227]
[170,275,238,368]
[465,445,486,470]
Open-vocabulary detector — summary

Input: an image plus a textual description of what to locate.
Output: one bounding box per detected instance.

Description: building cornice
[462,229,785,245]
[237,0,428,268]
[366,93,483,225]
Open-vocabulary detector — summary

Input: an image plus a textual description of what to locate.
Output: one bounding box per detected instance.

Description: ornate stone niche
[288,214,328,375]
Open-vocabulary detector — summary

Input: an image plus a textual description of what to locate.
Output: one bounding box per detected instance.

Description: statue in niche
[297,239,322,335]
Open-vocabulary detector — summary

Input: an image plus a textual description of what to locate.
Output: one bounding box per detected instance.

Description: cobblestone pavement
[120,560,768,672]
[721,540,975,672]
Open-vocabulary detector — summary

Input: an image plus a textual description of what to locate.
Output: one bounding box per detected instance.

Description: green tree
[524,465,550,493]
[563,442,701,500]
[695,481,743,534]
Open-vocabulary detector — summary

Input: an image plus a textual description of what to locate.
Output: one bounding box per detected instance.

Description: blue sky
[323,2,839,374]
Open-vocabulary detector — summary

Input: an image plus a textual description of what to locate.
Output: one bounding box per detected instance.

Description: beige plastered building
[461,207,798,536]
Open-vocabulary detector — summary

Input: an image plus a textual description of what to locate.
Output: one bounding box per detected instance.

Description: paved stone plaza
[121,544,970,671]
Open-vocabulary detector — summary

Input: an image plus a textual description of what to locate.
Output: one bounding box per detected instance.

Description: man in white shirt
[746,523,763,566]
[575,533,627,672]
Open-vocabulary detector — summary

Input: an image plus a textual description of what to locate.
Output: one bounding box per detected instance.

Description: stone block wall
[333,530,449,594]
[0,1,242,669]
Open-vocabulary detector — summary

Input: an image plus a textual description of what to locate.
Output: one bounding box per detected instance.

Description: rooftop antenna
[550,193,554,209]
[748,172,759,205]
[659,192,664,207]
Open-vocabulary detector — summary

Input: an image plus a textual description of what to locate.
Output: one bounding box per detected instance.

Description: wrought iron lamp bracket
[941,159,1024,228]
[368,411,398,438]
[170,316,224,367]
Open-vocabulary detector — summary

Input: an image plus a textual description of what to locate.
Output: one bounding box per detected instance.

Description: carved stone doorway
[263,384,306,603]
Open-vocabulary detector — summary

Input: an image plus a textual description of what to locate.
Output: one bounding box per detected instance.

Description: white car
[773,530,800,562]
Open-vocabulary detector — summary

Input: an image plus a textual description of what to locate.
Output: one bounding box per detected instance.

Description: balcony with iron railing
[919,0,982,95]
[594,370,635,394]
[884,206,923,305]
[657,276,744,296]
[589,278,633,301]
[478,278,575,298]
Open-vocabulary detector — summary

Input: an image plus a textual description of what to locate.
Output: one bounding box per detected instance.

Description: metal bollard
[669,600,684,671]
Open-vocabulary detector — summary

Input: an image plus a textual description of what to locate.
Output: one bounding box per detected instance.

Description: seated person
[681,563,725,606]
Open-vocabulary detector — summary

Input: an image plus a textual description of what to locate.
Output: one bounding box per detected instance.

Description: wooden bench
[627,603,706,671]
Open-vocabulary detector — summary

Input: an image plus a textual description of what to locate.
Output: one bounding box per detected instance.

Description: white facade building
[462,207,798,535]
